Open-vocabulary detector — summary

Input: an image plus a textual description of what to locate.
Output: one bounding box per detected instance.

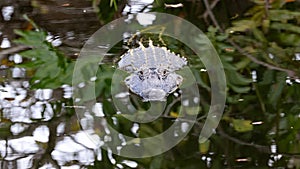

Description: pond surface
[1,0,300,169]
[0,1,141,168]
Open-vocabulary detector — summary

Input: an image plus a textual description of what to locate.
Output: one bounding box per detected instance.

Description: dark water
[0,1,106,168]
[1,0,162,168]
[1,0,298,169]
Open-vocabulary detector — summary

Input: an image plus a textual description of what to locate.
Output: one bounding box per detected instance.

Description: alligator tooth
[149,39,154,47]
[129,49,133,56]
[138,42,145,50]
[161,47,167,51]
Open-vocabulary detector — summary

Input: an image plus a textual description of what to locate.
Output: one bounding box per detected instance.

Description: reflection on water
[0,68,141,168]
[0,0,152,168]
[2,0,296,168]
[1,6,14,21]
[0,37,11,48]
[122,0,153,14]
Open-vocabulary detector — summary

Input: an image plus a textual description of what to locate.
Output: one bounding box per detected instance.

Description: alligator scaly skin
[118,40,187,101]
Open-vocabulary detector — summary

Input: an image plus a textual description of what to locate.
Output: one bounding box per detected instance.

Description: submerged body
[118,40,187,101]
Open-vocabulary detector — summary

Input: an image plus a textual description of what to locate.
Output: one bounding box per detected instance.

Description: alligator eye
[163,70,167,75]
[138,71,144,80]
